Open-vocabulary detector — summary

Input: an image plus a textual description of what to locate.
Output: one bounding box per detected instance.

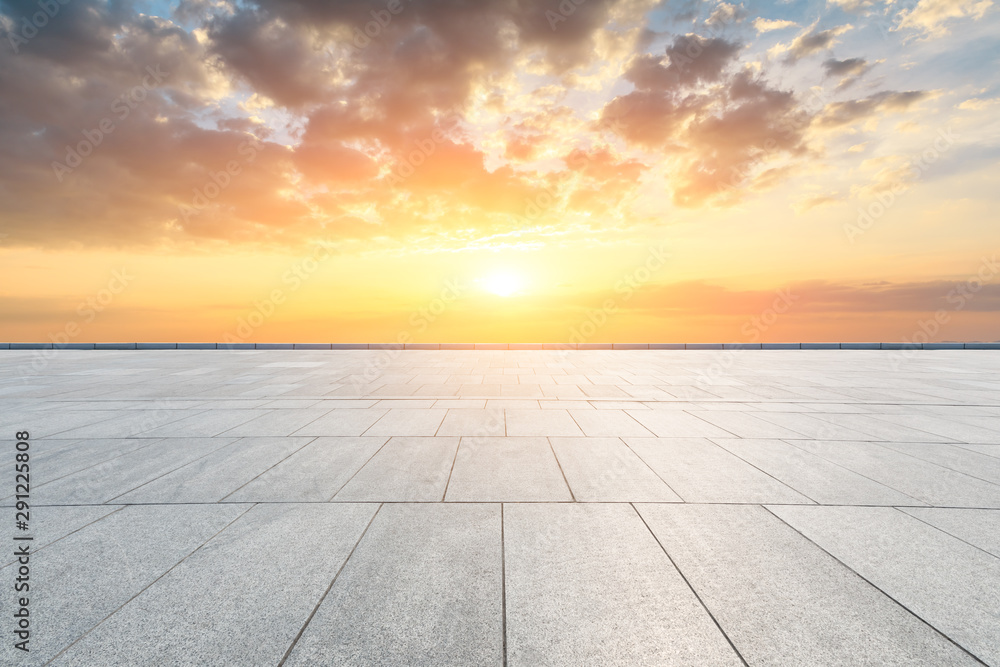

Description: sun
[482,271,523,297]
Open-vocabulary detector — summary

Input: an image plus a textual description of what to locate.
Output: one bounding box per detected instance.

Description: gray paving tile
[712,439,922,506]
[362,408,448,436]
[636,504,978,666]
[662,385,725,401]
[114,437,314,503]
[217,407,334,437]
[749,401,821,413]
[566,409,654,437]
[947,414,1000,433]
[592,400,651,410]
[53,504,377,667]
[549,437,681,502]
[541,400,592,410]
[291,408,388,436]
[258,398,324,409]
[0,410,122,439]
[7,349,1000,665]
[372,399,439,409]
[899,508,1000,557]
[785,440,1000,507]
[0,504,248,666]
[625,410,735,438]
[436,409,506,436]
[868,413,1000,443]
[445,437,571,501]
[369,383,420,396]
[877,442,1000,485]
[750,411,873,440]
[0,505,122,567]
[808,412,958,442]
[457,383,503,397]
[771,506,1000,665]
[28,438,158,486]
[138,409,272,437]
[434,399,487,408]
[794,402,872,414]
[226,436,388,502]
[504,409,583,436]
[625,438,812,503]
[485,399,538,410]
[44,409,208,439]
[33,438,238,504]
[333,437,459,501]
[312,399,380,408]
[578,384,631,398]
[504,503,742,666]
[285,504,502,667]
[502,384,545,397]
[685,411,808,439]
[958,443,1000,458]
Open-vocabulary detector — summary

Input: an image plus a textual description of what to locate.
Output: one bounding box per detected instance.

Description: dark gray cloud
[816,90,931,128]
[605,50,812,207]
[823,57,867,77]
[823,56,873,89]
[783,24,851,62]
[626,34,742,90]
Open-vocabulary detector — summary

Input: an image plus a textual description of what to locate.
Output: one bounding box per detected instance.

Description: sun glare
[482,272,523,297]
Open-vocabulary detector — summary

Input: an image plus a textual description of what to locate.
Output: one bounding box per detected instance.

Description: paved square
[2,349,998,665]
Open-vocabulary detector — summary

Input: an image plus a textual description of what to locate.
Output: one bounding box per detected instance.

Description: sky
[0,0,998,343]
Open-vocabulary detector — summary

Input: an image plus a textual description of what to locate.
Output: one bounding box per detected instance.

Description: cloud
[958,97,1000,110]
[602,33,744,150]
[822,57,867,77]
[826,0,883,13]
[564,147,646,182]
[0,0,982,250]
[292,143,379,185]
[705,2,746,27]
[822,56,875,89]
[599,90,701,148]
[774,23,853,62]
[0,0,657,248]
[753,18,797,33]
[897,0,993,38]
[624,34,743,90]
[600,33,744,152]
[815,90,932,128]
[206,9,336,109]
[850,156,918,199]
[793,193,844,214]
[561,147,648,216]
[0,0,310,248]
[671,72,812,206]
[626,279,1000,316]
[600,23,814,208]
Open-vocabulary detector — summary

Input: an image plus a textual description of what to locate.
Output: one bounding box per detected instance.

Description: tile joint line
[629,502,750,667]
[760,505,991,666]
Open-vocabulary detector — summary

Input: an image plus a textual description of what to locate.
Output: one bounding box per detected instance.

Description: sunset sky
[1,0,998,343]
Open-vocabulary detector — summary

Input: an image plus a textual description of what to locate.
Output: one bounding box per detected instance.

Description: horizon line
[3,342,1000,351]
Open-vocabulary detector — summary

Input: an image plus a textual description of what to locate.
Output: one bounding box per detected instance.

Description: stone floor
[1,349,998,666]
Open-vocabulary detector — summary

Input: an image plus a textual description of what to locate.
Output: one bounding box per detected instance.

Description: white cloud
[897,0,993,38]
[958,97,1000,110]
[753,17,798,33]
[827,0,882,13]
